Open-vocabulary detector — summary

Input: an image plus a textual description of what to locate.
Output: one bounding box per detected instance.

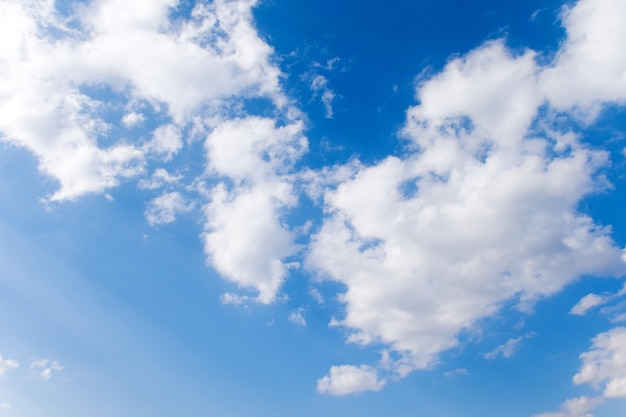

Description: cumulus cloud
[308,0,626,384]
[316,365,385,396]
[574,327,626,398]
[145,191,193,226]
[0,0,286,201]
[534,326,626,416]
[30,358,64,381]
[202,117,308,304]
[0,356,19,377]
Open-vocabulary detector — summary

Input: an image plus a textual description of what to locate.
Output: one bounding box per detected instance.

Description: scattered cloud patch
[570,293,609,315]
[533,395,604,417]
[574,327,626,398]
[288,308,306,326]
[122,112,145,127]
[220,292,250,306]
[484,334,532,360]
[443,368,469,378]
[317,365,385,396]
[137,168,183,190]
[0,403,10,409]
[310,75,336,119]
[0,356,18,377]
[145,191,193,226]
[29,358,64,381]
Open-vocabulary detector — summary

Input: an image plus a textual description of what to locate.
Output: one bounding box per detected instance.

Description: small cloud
[145,192,193,226]
[484,333,535,360]
[532,395,604,417]
[121,111,145,127]
[0,356,19,377]
[310,75,336,119]
[309,288,324,304]
[138,168,183,190]
[220,292,250,306]
[30,358,64,381]
[443,368,469,378]
[288,308,306,326]
[610,313,626,323]
[0,403,11,409]
[570,293,607,316]
[317,365,385,395]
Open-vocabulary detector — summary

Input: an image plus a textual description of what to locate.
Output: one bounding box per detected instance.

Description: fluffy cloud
[0,356,19,377]
[0,0,286,201]
[308,0,626,388]
[29,358,64,381]
[202,117,308,303]
[316,365,385,396]
[145,191,193,226]
[534,326,626,416]
[574,327,626,398]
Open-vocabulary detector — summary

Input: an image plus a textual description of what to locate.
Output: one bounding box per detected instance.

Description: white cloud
[288,308,306,326]
[0,403,10,409]
[484,336,525,360]
[0,0,287,201]
[144,125,182,162]
[137,168,183,190]
[310,75,336,119]
[533,395,604,417]
[122,112,145,127]
[29,358,64,381]
[220,292,250,306]
[443,368,469,378]
[570,294,609,315]
[0,356,19,377]
[202,116,308,304]
[574,327,626,398]
[145,191,193,226]
[316,365,385,396]
[308,0,626,383]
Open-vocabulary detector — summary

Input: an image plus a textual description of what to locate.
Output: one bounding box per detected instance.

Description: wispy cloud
[29,358,64,381]
[0,356,18,377]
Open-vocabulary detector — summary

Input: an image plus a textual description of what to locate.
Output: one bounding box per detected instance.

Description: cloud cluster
[310,0,626,389]
[0,0,285,201]
[29,358,64,381]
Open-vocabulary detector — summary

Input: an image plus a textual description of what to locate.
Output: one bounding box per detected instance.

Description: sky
[0,0,626,416]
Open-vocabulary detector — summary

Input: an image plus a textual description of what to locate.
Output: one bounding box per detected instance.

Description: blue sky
[1,0,626,416]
